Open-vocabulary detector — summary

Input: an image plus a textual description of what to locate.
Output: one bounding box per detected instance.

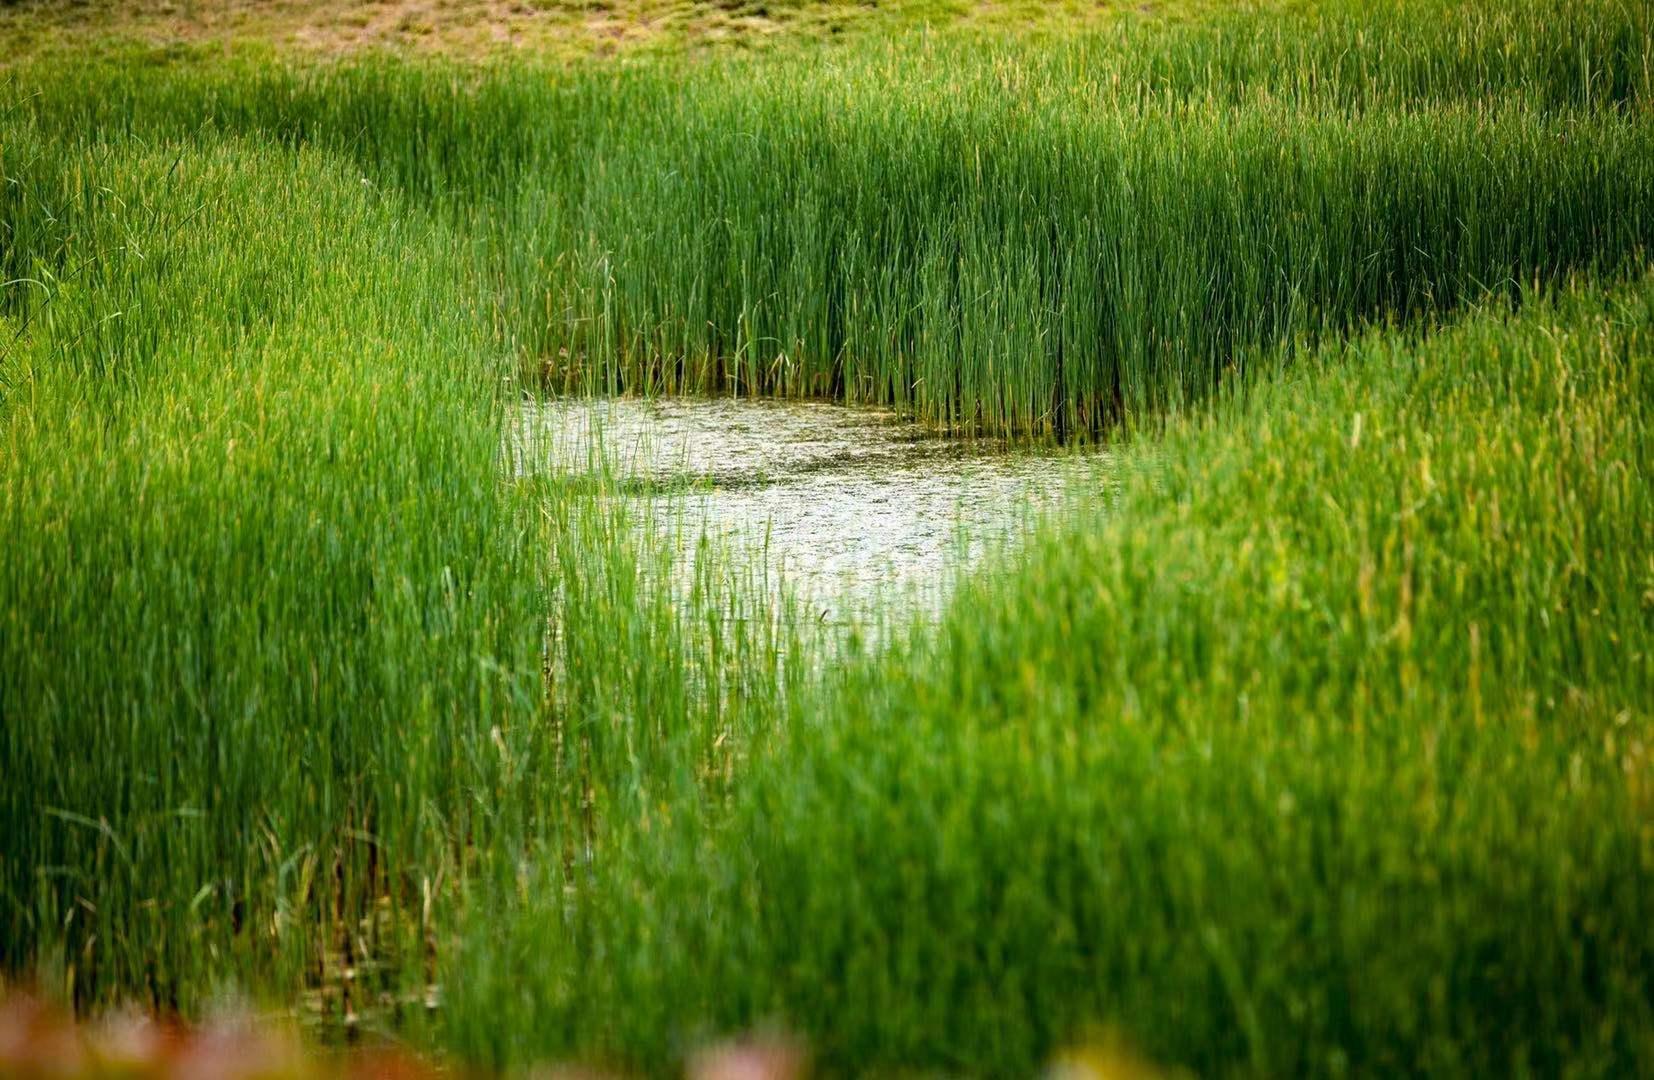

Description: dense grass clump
[537,100,1654,432]
[0,125,548,1006]
[448,277,1654,1075]
[0,121,793,1013]
[13,0,1654,431]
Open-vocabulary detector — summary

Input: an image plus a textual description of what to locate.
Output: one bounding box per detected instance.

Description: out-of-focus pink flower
[162,1017,311,1080]
[687,1033,806,1080]
[0,994,91,1077]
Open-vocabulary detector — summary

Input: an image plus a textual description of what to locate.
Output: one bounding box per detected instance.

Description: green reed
[12,0,1654,431]
[0,121,793,1015]
[1,0,1652,1072]
[448,273,1654,1076]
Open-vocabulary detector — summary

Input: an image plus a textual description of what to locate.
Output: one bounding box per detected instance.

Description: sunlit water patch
[509,397,1105,623]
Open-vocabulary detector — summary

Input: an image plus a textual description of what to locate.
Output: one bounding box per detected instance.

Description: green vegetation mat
[2,0,1651,1073]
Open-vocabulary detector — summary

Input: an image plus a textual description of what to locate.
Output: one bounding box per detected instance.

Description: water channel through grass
[510,396,1108,623]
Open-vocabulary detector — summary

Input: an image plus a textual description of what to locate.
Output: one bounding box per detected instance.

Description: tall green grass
[0,121,794,1015]
[13,0,1654,431]
[449,273,1654,1075]
[1,0,1652,1071]
[538,99,1654,433]
[0,124,550,1009]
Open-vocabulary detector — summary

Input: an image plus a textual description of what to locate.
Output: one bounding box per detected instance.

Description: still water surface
[511,397,1103,621]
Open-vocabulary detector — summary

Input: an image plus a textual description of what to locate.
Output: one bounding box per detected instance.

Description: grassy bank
[453,276,1654,1074]
[14,0,1654,433]
[2,0,1652,1073]
[0,117,792,1017]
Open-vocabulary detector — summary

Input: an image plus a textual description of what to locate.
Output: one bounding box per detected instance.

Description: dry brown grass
[3,0,864,61]
[0,0,1238,63]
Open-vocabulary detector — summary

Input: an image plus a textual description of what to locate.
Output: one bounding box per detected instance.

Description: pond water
[510,397,1104,622]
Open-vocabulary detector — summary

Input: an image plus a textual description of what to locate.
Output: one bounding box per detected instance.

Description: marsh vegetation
[2,0,1652,1073]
